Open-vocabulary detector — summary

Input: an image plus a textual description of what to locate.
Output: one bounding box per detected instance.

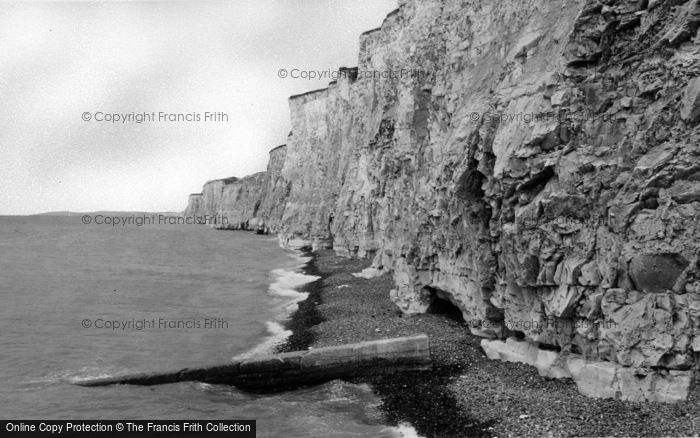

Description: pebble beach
[279,250,700,438]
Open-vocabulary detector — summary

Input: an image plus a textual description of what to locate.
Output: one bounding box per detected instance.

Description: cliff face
[185,0,700,401]
[183,193,204,218]
[257,145,289,233]
[184,173,267,229]
[218,172,267,229]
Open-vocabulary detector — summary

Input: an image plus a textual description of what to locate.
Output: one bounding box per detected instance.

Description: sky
[0,0,397,215]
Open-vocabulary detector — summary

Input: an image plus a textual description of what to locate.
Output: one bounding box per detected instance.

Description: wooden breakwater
[75,334,430,391]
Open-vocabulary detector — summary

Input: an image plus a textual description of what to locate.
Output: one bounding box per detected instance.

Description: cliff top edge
[360,26,382,37]
[289,87,329,101]
[359,8,399,38]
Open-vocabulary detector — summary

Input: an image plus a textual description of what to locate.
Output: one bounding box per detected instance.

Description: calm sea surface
[0,216,415,437]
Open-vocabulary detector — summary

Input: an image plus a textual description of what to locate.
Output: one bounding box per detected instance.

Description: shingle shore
[278,250,700,438]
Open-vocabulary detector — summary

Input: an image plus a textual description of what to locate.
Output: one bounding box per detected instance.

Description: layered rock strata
[184,0,700,401]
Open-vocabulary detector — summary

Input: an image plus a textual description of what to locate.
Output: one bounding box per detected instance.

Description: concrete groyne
[75,334,431,391]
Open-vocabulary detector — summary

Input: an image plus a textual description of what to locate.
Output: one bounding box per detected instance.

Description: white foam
[269,268,318,298]
[388,423,424,438]
[233,321,292,360]
[282,301,301,314]
[233,258,319,360]
[23,367,122,385]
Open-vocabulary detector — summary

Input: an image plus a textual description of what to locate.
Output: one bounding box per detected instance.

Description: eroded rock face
[482,338,694,403]
[627,254,689,293]
[257,145,289,233]
[183,193,203,218]
[681,76,700,124]
[218,172,267,230]
[185,0,700,401]
[184,172,270,230]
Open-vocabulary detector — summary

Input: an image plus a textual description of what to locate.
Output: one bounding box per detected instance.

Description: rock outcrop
[482,337,693,403]
[184,0,700,401]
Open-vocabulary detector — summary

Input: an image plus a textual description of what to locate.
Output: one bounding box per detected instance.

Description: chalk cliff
[184,173,266,229]
[185,0,700,402]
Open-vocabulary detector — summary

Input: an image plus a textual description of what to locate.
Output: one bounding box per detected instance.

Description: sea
[0,215,419,437]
